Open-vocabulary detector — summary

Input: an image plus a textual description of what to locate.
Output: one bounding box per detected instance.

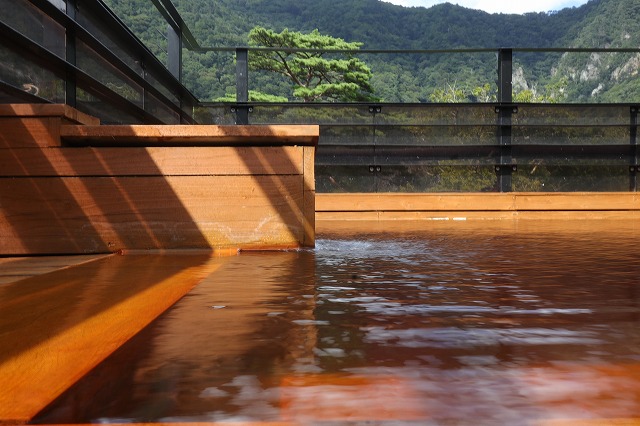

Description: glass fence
[0,0,196,123]
[199,103,638,193]
[0,1,638,192]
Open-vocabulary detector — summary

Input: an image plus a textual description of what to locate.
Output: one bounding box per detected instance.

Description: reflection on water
[35,221,640,425]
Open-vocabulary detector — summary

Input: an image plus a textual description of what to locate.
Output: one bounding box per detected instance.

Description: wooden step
[0,255,106,285]
[0,253,228,424]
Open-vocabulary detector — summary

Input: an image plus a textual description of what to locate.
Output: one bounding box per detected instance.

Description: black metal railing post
[234,47,250,124]
[167,23,183,121]
[631,106,638,192]
[496,48,513,192]
[65,0,77,108]
[167,24,182,81]
[368,105,382,192]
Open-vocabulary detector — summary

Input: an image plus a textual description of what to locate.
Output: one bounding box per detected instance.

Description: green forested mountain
[104,0,640,102]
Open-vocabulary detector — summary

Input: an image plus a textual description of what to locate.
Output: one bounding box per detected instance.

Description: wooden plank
[316,211,381,222]
[0,253,225,423]
[0,146,304,176]
[0,117,61,147]
[514,192,639,211]
[317,210,640,222]
[0,104,99,125]
[315,193,517,212]
[0,255,108,285]
[316,193,640,213]
[0,176,305,254]
[60,124,320,146]
[316,217,640,237]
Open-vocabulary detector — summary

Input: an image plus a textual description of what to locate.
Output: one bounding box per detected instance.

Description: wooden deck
[0,253,230,424]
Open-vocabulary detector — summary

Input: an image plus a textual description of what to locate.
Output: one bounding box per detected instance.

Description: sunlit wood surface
[0,254,227,424]
[0,105,317,254]
[316,192,640,221]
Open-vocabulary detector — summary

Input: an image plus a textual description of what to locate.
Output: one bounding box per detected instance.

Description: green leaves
[248,26,378,102]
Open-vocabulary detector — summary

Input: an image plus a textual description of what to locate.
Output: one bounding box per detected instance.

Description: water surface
[35,220,640,425]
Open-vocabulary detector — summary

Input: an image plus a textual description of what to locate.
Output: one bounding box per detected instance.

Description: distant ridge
[106,0,640,102]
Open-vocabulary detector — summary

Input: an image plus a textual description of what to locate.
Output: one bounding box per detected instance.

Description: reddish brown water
[35,221,640,425]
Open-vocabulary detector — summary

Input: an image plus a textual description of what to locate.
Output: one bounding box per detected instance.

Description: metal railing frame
[1,0,639,191]
[1,0,198,123]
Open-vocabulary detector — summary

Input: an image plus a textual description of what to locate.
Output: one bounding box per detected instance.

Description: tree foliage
[102,0,640,103]
[247,26,378,102]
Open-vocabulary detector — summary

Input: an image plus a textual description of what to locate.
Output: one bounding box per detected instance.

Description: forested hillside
[103,0,640,102]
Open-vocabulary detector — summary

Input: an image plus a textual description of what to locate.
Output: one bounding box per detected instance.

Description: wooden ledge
[316,192,640,213]
[0,104,99,125]
[60,124,320,146]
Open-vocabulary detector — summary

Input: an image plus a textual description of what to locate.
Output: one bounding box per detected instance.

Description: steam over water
[36,221,640,425]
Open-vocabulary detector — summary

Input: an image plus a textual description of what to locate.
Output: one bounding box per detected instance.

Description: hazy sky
[380,0,590,14]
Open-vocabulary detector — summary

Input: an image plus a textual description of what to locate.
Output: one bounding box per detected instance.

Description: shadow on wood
[0,104,318,254]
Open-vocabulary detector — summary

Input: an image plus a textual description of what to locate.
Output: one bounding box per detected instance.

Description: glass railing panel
[99,0,167,68]
[316,165,377,193]
[75,87,144,124]
[193,105,236,124]
[376,104,498,126]
[316,128,376,192]
[512,165,630,192]
[320,125,374,146]
[374,165,498,192]
[77,39,143,107]
[76,2,145,76]
[0,0,65,58]
[144,72,179,105]
[0,44,65,102]
[374,125,497,146]
[248,104,374,125]
[514,105,631,126]
[374,145,499,166]
[145,91,179,124]
[512,145,632,166]
[316,143,500,193]
[513,125,630,145]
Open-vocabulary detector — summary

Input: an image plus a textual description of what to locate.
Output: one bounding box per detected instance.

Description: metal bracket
[495,105,518,114]
[495,164,517,173]
[230,106,253,113]
[368,165,382,173]
[368,105,382,114]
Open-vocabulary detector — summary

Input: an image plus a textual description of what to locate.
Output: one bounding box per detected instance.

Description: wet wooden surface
[0,254,227,424]
[0,255,107,285]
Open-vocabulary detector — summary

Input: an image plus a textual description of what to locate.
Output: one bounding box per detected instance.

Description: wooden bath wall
[0,104,318,254]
